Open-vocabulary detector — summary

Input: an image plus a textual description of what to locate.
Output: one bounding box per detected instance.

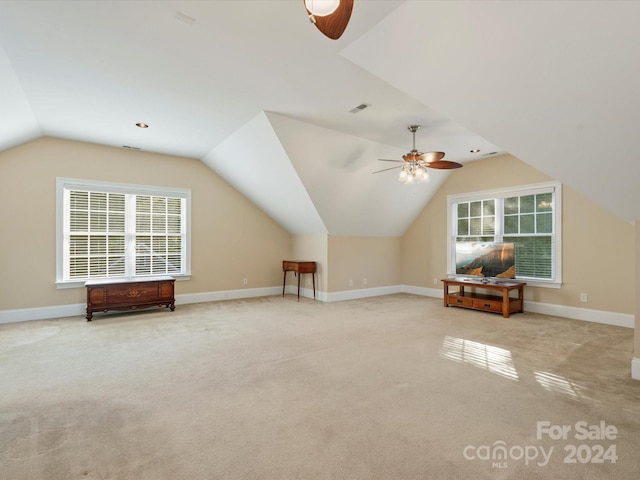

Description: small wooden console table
[85,276,175,321]
[282,261,316,301]
[442,277,525,318]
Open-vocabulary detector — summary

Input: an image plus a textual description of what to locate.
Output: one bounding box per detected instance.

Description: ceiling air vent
[349,103,369,114]
[174,12,196,27]
[122,145,141,150]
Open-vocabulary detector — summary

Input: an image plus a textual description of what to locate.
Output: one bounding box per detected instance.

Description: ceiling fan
[303,0,353,40]
[372,125,463,183]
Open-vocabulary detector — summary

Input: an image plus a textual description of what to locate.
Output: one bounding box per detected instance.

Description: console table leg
[519,286,524,312]
[282,271,287,297]
[502,290,510,318]
[297,273,301,301]
[312,273,316,300]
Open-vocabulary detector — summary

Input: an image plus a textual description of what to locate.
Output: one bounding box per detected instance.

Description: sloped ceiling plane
[1,1,638,236]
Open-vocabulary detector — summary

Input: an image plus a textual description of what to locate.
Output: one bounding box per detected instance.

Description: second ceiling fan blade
[427,160,463,169]
[377,159,404,163]
[372,165,402,174]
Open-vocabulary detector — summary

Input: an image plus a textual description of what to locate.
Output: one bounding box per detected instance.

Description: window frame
[56,178,191,288]
[446,181,562,288]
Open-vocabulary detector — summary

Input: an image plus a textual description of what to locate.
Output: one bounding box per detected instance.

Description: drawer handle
[457,299,464,304]
[484,303,491,308]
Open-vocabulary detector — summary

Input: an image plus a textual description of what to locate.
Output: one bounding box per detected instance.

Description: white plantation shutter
[67,190,126,279]
[57,178,190,284]
[134,195,183,276]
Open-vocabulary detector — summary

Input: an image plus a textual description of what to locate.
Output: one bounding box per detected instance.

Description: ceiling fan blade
[377,159,403,163]
[418,151,445,163]
[371,166,401,174]
[426,160,463,170]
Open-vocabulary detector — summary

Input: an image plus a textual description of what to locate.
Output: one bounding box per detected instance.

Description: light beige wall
[402,154,635,314]
[1,139,634,319]
[327,236,401,292]
[636,221,639,355]
[291,234,329,293]
[0,137,292,310]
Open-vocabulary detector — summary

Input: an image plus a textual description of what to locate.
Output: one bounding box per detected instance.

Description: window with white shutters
[57,178,190,286]
[448,182,562,287]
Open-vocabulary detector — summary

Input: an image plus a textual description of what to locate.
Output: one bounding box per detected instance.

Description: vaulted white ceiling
[1,1,638,236]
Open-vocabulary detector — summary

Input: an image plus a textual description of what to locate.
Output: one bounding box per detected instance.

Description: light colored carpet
[1,294,639,479]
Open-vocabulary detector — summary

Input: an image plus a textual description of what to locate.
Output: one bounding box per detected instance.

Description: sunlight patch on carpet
[440,335,520,381]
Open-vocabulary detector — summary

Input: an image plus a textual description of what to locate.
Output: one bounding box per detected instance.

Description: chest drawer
[473,297,503,313]
[448,294,473,307]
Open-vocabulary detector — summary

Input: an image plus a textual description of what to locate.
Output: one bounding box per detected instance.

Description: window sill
[444,274,561,289]
[56,274,191,289]
[516,279,561,289]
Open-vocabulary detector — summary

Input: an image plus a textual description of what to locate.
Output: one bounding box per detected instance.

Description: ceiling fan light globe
[304,0,340,16]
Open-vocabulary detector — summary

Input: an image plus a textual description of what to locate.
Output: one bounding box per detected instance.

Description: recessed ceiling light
[470,149,480,153]
[136,122,149,128]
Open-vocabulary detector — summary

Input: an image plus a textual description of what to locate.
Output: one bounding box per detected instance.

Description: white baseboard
[0,286,282,324]
[522,301,634,329]
[325,285,402,303]
[401,285,443,298]
[0,303,86,324]
[0,284,635,331]
[402,285,634,329]
[177,286,282,304]
[282,284,326,301]
[632,358,640,381]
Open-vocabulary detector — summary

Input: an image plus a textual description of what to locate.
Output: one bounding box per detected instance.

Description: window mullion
[495,198,504,241]
[124,194,137,277]
[63,188,71,280]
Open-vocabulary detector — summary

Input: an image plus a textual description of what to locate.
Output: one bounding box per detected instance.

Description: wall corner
[632,357,640,381]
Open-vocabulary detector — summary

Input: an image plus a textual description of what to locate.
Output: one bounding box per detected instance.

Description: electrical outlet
[349,279,353,286]
[433,278,439,285]
[363,277,367,285]
[243,278,248,286]
[579,293,588,303]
